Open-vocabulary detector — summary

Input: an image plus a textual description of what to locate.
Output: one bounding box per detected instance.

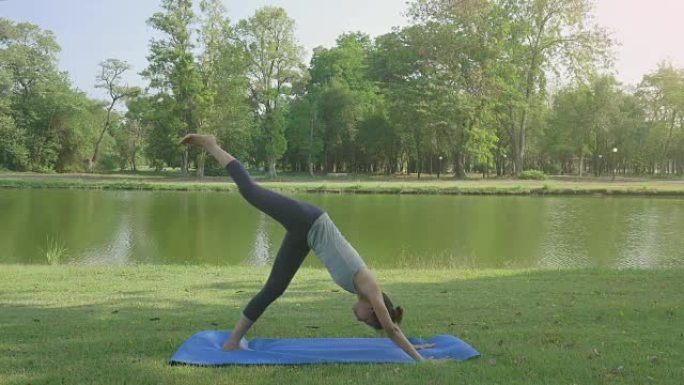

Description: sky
[2,0,684,100]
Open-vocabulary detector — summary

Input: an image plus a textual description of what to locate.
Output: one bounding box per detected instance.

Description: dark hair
[367,292,404,330]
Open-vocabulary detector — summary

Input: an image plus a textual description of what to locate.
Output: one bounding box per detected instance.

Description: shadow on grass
[1,268,682,385]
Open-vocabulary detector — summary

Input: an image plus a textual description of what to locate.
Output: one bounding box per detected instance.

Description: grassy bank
[1,265,682,385]
[1,172,684,196]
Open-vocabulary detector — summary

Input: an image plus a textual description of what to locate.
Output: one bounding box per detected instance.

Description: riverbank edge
[2,176,684,196]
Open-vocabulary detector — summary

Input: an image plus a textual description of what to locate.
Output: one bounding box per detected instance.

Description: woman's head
[352,292,403,330]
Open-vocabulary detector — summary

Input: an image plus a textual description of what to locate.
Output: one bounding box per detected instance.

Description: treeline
[1,0,683,177]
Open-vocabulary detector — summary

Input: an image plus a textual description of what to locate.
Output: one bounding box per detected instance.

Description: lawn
[1,266,682,384]
[1,171,684,196]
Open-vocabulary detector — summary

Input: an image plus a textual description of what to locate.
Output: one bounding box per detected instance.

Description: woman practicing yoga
[180,134,427,361]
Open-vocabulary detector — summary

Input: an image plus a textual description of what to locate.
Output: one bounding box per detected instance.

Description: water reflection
[248,213,272,266]
[80,215,132,265]
[537,199,590,269]
[0,189,682,269]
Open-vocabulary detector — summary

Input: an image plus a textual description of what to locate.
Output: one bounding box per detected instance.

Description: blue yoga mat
[169,331,480,366]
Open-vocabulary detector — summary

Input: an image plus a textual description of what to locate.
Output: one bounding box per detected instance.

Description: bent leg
[227,161,323,232]
[242,231,310,322]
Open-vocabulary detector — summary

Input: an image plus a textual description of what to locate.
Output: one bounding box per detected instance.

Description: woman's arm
[369,292,424,361]
[356,270,423,361]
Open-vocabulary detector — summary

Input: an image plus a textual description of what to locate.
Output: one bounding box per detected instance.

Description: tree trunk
[181,148,189,175]
[514,112,527,176]
[417,156,422,179]
[89,101,117,172]
[452,151,466,178]
[578,154,584,177]
[309,108,315,177]
[196,151,206,178]
[268,157,277,178]
[513,150,523,176]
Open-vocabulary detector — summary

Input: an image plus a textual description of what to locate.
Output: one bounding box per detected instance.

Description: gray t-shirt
[307,213,367,293]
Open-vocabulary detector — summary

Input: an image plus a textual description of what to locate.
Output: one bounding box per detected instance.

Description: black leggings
[227,161,324,322]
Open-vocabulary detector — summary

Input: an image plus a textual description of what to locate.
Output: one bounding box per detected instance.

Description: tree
[637,63,684,175]
[408,0,612,175]
[0,63,26,170]
[235,6,305,177]
[284,95,323,175]
[317,79,357,173]
[502,0,612,175]
[88,59,139,171]
[0,18,98,172]
[307,32,382,174]
[144,0,208,175]
[357,110,400,174]
[197,0,253,176]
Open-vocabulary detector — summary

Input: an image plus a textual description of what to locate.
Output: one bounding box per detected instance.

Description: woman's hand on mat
[413,343,435,350]
[179,134,216,149]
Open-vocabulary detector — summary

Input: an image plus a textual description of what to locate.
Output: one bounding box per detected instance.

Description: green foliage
[141,94,183,170]
[0,115,28,170]
[89,59,140,171]
[235,6,304,176]
[198,0,253,165]
[518,169,547,180]
[1,4,683,177]
[96,154,119,172]
[143,0,209,174]
[466,127,499,170]
[637,63,684,174]
[283,96,323,172]
[0,18,101,172]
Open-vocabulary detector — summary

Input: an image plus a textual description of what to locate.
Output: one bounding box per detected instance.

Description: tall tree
[637,63,684,175]
[0,60,25,170]
[408,0,612,175]
[400,3,506,177]
[284,95,323,175]
[0,18,98,172]
[144,0,207,175]
[235,6,304,177]
[502,0,612,174]
[88,59,139,171]
[308,32,381,173]
[197,0,253,176]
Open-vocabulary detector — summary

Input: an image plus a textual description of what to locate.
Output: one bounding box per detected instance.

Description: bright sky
[2,0,683,100]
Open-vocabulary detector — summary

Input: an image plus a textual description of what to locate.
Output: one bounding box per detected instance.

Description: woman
[180,134,426,361]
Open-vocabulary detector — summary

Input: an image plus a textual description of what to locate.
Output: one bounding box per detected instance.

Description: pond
[1,189,683,269]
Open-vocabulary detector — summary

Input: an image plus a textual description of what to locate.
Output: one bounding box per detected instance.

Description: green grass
[1,265,682,384]
[1,171,684,196]
[41,236,69,265]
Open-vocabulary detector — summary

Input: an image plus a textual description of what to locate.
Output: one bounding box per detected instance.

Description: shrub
[518,169,546,180]
[97,154,119,172]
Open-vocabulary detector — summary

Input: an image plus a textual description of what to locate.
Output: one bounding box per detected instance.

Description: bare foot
[179,134,217,149]
[413,343,435,350]
[222,340,250,351]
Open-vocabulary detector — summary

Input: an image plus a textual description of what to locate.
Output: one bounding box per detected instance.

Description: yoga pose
[180,134,426,361]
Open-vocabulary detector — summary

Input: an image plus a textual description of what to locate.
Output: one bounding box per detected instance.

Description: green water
[1,189,682,269]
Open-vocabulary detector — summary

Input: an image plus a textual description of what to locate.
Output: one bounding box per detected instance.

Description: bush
[518,169,547,180]
[97,154,119,172]
[544,163,561,175]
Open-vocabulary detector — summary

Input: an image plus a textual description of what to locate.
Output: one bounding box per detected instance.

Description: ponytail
[367,292,403,330]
